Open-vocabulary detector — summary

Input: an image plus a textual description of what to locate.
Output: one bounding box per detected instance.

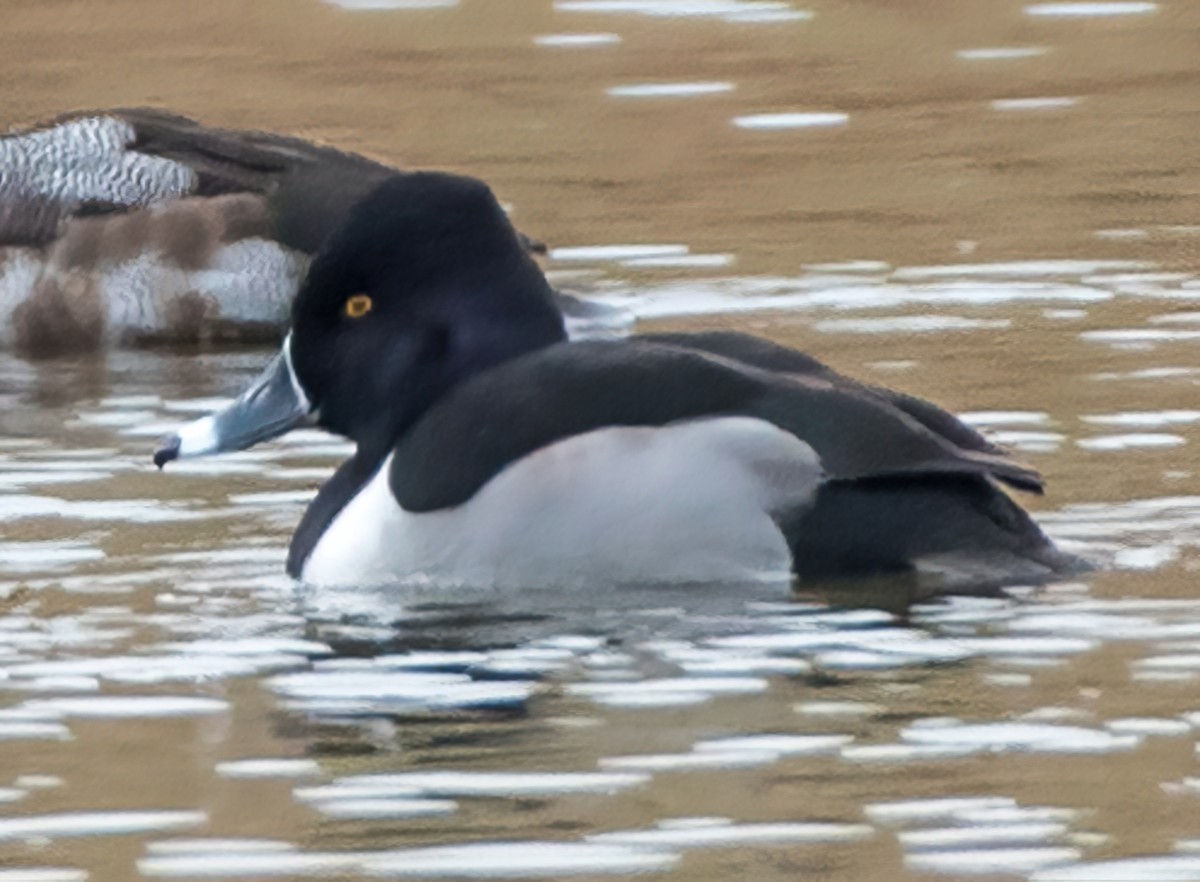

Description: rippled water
[4,0,1200,880]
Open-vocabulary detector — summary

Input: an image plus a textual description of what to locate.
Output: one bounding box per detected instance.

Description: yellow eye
[345,294,373,319]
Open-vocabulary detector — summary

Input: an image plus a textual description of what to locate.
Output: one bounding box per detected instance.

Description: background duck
[0,108,588,357]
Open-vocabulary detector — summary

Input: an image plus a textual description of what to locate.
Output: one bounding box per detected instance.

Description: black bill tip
[153,435,181,470]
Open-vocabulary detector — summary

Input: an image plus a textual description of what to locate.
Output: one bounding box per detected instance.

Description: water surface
[3,1,1200,880]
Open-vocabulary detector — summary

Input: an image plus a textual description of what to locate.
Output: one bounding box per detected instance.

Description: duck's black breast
[287,452,382,579]
[386,339,1040,514]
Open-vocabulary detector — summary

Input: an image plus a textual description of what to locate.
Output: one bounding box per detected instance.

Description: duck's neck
[454,289,567,377]
[291,286,566,575]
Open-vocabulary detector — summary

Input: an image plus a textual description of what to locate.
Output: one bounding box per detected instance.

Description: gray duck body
[0,109,558,356]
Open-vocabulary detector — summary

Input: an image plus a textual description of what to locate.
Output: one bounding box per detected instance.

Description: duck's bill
[153,339,313,468]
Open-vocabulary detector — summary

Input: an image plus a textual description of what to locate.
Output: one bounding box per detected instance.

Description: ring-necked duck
[155,171,1083,593]
[0,109,613,356]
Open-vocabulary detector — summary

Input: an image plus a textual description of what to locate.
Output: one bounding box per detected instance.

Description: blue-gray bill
[153,338,312,468]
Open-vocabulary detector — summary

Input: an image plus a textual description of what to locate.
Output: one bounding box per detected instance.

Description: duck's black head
[154,172,566,468]
[290,172,565,454]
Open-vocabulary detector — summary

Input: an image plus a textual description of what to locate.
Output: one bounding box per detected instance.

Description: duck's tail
[782,474,1089,596]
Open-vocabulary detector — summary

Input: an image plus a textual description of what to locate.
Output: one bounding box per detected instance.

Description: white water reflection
[991,97,1078,111]
[534,32,621,46]
[957,47,1048,60]
[145,839,297,856]
[0,541,104,571]
[1025,1,1157,15]
[20,697,230,719]
[554,260,1192,325]
[1033,856,1200,881]
[899,822,1071,850]
[607,82,735,97]
[570,676,767,707]
[1077,433,1185,450]
[871,796,1101,876]
[909,848,1082,875]
[900,721,1140,753]
[1084,330,1200,344]
[991,431,1066,453]
[892,260,1148,279]
[962,410,1052,427]
[0,721,72,741]
[589,818,873,847]
[1084,411,1200,427]
[623,253,734,268]
[867,796,1023,825]
[318,771,650,798]
[814,316,1011,334]
[139,841,680,878]
[1105,717,1191,736]
[215,759,322,779]
[598,748,778,771]
[0,810,206,841]
[733,112,849,129]
[555,0,811,21]
[551,244,688,261]
[268,669,537,716]
[325,0,457,8]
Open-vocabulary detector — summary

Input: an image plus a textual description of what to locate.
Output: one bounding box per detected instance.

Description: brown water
[3,1,1200,880]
